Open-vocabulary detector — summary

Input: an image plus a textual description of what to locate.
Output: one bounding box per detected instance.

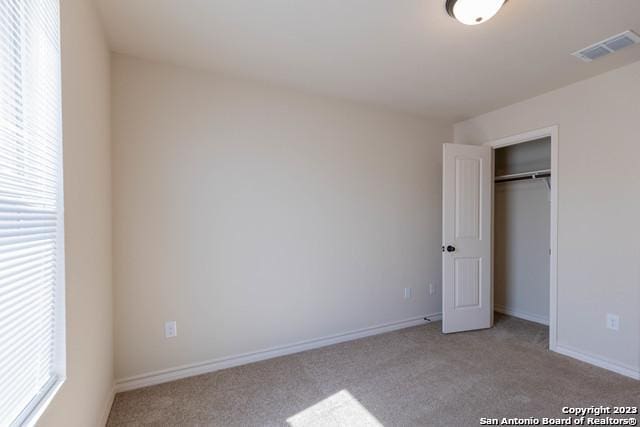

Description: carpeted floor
[107,314,640,426]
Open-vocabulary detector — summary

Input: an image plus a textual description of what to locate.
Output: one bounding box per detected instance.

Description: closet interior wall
[494,138,551,325]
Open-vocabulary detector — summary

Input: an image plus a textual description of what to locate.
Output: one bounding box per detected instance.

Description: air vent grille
[572,30,640,62]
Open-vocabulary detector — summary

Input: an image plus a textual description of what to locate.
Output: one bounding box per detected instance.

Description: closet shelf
[495,168,551,184]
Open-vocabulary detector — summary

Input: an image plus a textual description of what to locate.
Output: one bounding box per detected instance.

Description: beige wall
[112,54,451,380]
[39,0,114,425]
[455,61,640,375]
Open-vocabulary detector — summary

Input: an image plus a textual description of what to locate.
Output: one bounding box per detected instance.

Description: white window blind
[0,0,64,425]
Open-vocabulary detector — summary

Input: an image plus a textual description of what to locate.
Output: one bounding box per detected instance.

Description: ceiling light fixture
[446,0,506,26]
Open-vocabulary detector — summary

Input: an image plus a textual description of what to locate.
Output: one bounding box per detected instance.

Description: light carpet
[107,314,640,426]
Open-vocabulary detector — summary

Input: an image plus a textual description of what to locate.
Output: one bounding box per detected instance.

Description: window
[0,0,65,425]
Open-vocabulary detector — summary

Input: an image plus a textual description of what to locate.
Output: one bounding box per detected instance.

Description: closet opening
[486,127,558,350]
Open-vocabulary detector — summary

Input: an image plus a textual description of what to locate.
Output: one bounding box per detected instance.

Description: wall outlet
[428,283,435,295]
[404,287,412,299]
[606,314,619,331]
[165,320,177,338]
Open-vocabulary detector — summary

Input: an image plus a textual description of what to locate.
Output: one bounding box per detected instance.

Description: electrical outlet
[606,314,619,331]
[428,283,435,295]
[165,320,177,338]
[404,287,412,299]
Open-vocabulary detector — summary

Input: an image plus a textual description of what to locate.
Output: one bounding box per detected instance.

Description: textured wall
[112,54,451,380]
[40,0,114,425]
[455,60,640,376]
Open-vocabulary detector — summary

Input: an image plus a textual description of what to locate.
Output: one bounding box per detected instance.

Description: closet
[494,137,551,326]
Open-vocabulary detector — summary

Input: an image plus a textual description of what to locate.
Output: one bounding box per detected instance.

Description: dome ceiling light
[445,0,506,26]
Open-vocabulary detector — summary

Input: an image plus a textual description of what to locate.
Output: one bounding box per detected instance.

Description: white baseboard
[554,344,640,380]
[114,313,440,393]
[495,304,549,326]
[100,385,115,426]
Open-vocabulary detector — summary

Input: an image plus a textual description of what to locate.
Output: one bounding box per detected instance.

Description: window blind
[0,0,64,425]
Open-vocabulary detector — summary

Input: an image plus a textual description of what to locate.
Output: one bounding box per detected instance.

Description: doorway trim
[483,125,559,351]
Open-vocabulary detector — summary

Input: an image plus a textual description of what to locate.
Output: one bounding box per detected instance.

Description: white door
[442,143,492,333]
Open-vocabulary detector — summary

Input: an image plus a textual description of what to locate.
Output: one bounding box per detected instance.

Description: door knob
[446,245,456,253]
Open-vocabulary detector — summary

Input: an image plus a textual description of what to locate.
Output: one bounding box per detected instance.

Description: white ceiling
[96,0,640,122]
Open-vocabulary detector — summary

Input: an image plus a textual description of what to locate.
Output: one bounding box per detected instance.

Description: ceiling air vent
[572,30,640,62]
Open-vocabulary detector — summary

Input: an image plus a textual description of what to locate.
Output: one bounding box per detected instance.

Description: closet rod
[494,168,551,183]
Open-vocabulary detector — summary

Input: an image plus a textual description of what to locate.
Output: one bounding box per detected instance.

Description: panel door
[442,143,492,333]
